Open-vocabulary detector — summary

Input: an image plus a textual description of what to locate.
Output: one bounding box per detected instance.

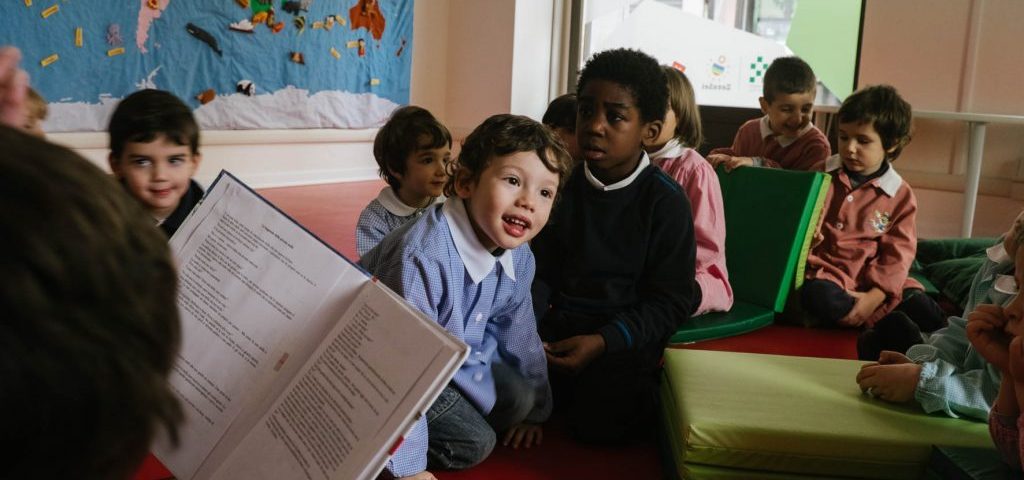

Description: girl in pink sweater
[646,66,732,315]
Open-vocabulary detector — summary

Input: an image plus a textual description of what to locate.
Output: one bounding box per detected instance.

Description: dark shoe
[874,311,923,355]
[857,328,882,361]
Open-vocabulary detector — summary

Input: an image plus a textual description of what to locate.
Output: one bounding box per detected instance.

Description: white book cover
[153,171,468,480]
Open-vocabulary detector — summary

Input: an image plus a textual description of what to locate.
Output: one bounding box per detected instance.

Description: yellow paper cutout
[107,47,125,57]
[312,21,323,29]
[346,40,358,49]
[370,78,381,86]
[40,54,58,67]
[330,47,341,59]
[24,0,32,7]
[75,28,83,47]
[41,4,58,18]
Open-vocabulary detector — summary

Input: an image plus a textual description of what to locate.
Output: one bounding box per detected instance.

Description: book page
[155,173,367,479]
[211,280,467,480]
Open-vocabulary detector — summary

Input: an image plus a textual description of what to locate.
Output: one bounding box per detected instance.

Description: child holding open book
[360,114,573,479]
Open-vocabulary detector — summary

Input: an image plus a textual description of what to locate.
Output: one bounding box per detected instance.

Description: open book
[153,171,468,480]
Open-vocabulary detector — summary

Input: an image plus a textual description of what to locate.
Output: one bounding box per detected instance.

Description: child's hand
[721,156,754,172]
[877,350,912,365]
[502,422,543,449]
[544,334,605,374]
[967,304,1012,373]
[855,362,922,403]
[0,47,29,129]
[706,154,731,169]
[839,289,885,327]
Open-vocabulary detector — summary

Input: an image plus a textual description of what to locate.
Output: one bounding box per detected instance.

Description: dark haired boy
[360,114,572,479]
[708,55,830,171]
[356,105,452,256]
[0,126,183,479]
[542,93,581,165]
[531,48,700,444]
[107,89,204,237]
[801,85,945,360]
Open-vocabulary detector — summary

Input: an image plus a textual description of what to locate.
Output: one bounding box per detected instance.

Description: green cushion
[717,166,829,312]
[668,302,774,344]
[913,237,998,309]
[661,349,993,479]
[793,176,832,291]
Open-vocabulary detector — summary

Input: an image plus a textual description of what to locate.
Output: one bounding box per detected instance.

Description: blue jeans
[425,362,536,470]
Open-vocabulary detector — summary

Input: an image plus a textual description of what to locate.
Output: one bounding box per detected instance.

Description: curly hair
[373,105,452,190]
[443,114,573,198]
[838,85,913,161]
[763,56,817,103]
[0,126,182,480]
[108,89,199,158]
[576,48,668,124]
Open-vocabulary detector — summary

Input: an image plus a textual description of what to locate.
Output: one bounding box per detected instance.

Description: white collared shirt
[377,186,440,216]
[825,154,904,197]
[442,197,516,284]
[583,151,651,191]
[759,114,814,148]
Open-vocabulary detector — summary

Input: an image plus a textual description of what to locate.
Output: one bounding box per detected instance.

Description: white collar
[583,151,650,191]
[377,186,439,217]
[987,243,1012,264]
[825,154,904,197]
[759,115,813,148]
[442,197,516,284]
[648,138,686,161]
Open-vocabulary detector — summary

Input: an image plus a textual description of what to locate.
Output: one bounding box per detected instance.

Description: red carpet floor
[133,180,857,480]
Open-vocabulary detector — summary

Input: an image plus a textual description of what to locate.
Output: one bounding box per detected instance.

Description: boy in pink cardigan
[647,66,732,315]
[708,56,830,172]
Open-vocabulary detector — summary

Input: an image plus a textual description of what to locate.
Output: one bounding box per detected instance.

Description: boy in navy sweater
[532,48,699,444]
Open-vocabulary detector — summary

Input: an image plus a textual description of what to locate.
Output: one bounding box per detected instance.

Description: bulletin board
[0,0,413,132]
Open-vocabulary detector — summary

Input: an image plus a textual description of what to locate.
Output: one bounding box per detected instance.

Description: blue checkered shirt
[908,242,1016,421]
[359,198,552,477]
[355,187,439,257]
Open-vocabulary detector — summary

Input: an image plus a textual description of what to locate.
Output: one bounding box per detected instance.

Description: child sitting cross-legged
[800,85,945,359]
[356,105,452,257]
[359,114,573,480]
[107,89,204,238]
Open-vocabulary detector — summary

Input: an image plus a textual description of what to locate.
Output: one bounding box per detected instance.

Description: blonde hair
[26,87,47,121]
[663,66,702,149]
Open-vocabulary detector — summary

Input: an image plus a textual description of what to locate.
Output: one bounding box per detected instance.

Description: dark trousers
[541,308,661,445]
[425,363,536,470]
[800,279,947,359]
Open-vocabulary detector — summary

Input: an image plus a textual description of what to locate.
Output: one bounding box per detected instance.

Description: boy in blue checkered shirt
[857,211,1023,421]
[356,105,451,257]
[360,114,573,479]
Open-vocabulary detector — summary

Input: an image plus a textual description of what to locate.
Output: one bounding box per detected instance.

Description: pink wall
[859,0,1024,198]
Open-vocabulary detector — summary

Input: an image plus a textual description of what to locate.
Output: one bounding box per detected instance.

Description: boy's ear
[453,168,474,199]
[758,97,769,114]
[107,153,122,177]
[641,119,663,148]
[190,152,203,173]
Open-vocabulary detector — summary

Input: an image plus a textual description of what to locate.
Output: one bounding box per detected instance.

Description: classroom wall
[53,0,556,189]
[859,0,1024,207]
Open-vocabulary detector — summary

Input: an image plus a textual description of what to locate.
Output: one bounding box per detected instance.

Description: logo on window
[746,55,771,87]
